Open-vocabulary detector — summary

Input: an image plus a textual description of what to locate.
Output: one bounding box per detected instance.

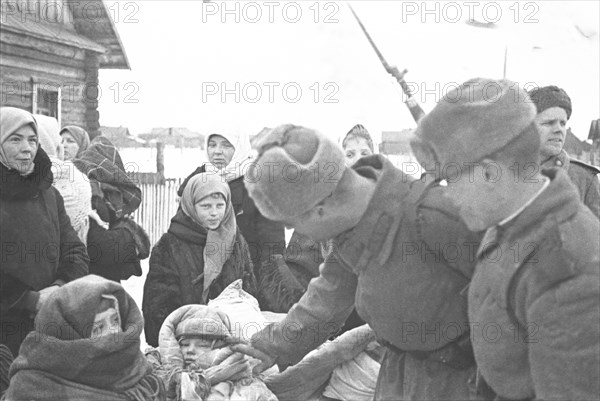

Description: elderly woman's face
[207,135,235,169]
[344,137,373,167]
[194,193,226,230]
[2,124,38,174]
[61,132,79,161]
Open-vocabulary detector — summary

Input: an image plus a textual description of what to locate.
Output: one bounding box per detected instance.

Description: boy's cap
[415,78,537,167]
[175,309,231,340]
[244,124,346,222]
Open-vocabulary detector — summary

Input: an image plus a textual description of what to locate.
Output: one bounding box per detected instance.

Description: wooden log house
[0,0,129,138]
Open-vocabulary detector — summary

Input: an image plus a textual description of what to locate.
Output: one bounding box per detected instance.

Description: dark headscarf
[60,126,91,157]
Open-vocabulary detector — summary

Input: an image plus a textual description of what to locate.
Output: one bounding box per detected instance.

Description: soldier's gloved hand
[227,337,276,375]
[203,350,250,385]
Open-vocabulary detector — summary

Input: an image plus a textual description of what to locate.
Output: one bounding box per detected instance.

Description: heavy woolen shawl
[181,173,236,301]
[4,275,164,401]
[73,135,141,222]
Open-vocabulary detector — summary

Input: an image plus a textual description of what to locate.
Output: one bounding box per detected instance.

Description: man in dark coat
[231,125,483,400]
[418,78,599,400]
[528,85,600,218]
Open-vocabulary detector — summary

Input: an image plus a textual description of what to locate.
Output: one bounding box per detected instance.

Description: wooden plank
[0,53,86,81]
[0,42,86,68]
[0,30,89,59]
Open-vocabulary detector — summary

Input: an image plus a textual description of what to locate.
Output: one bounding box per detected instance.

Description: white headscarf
[0,107,38,176]
[35,114,64,160]
[204,129,253,183]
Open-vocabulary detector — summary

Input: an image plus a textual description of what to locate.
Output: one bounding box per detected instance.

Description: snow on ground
[121,260,150,350]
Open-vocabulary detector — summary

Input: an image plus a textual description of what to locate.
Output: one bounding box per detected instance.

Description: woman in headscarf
[178,129,285,309]
[0,107,88,358]
[143,173,257,347]
[60,125,90,161]
[3,275,165,401]
[34,119,93,244]
[60,127,149,282]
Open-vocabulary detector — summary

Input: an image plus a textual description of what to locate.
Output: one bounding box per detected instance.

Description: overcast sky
[98,1,600,143]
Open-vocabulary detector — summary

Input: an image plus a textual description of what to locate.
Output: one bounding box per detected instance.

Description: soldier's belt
[379,334,475,370]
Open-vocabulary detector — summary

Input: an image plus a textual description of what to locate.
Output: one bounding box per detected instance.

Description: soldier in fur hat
[230,125,484,400]
[416,78,599,400]
[528,85,600,218]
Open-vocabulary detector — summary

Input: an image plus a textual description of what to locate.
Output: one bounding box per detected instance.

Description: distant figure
[178,128,285,309]
[0,107,88,356]
[143,173,257,347]
[4,275,165,400]
[341,124,375,167]
[528,85,600,218]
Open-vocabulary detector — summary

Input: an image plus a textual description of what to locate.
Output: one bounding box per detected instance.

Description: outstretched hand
[226,336,276,375]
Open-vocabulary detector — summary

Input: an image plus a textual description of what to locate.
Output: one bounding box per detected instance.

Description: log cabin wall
[1,0,128,137]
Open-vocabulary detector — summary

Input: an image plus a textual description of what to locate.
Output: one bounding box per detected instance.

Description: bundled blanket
[153,292,277,401]
[73,135,141,222]
[3,275,164,401]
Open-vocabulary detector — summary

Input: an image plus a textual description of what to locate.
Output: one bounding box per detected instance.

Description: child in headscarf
[3,274,165,400]
[0,107,88,357]
[178,128,286,307]
[143,173,257,347]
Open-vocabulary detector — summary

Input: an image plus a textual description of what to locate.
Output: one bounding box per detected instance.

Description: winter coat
[469,168,600,400]
[3,275,164,401]
[542,149,600,219]
[142,209,257,347]
[87,218,146,282]
[0,148,88,356]
[250,155,483,400]
[179,165,285,293]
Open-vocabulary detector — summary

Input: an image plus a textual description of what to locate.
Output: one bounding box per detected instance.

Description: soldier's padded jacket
[249,156,483,399]
[469,168,600,400]
[542,149,600,219]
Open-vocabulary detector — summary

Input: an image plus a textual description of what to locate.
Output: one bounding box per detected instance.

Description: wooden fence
[133,178,182,246]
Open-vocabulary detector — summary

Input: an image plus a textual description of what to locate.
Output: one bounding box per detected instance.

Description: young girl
[178,129,286,305]
[143,173,257,347]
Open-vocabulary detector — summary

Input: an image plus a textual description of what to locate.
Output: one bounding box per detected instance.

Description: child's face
[180,337,225,368]
[92,307,120,337]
